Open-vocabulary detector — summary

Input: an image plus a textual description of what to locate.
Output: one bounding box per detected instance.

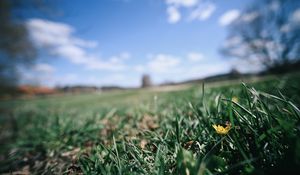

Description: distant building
[18,85,56,95]
[141,74,152,88]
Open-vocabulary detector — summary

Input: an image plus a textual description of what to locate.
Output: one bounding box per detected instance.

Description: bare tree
[221,0,300,70]
[0,0,56,92]
[0,0,37,89]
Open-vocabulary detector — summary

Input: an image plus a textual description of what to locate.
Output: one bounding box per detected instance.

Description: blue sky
[21,0,257,87]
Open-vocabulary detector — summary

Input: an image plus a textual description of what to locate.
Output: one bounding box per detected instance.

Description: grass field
[1,73,300,174]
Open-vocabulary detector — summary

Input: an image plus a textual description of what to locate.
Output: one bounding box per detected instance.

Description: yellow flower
[232,97,238,103]
[212,123,231,135]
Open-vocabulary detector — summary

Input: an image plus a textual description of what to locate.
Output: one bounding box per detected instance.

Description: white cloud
[109,52,131,64]
[99,74,127,85]
[291,8,300,23]
[164,0,216,23]
[51,45,86,64]
[83,56,127,71]
[241,11,259,22]
[134,65,145,72]
[119,52,131,60]
[179,62,231,80]
[147,54,181,73]
[26,18,127,71]
[219,10,259,26]
[187,52,204,62]
[34,63,55,73]
[167,6,181,23]
[219,9,240,26]
[189,3,216,21]
[144,58,233,84]
[26,19,96,48]
[166,0,199,7]
[72,38,98,48]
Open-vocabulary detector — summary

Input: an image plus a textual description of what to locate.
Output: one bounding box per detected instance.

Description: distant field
[1,73,300,174]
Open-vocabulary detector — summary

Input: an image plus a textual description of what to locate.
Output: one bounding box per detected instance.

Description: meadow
[1,73,300,174]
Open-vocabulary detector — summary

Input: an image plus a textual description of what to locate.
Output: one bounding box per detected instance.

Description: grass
[0,73,300,174]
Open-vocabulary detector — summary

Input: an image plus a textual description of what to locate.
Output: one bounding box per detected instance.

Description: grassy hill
[1,73,300,174]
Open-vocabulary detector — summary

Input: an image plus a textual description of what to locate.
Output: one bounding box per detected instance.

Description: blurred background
[1,1,300,174]
[1,0,300,97]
